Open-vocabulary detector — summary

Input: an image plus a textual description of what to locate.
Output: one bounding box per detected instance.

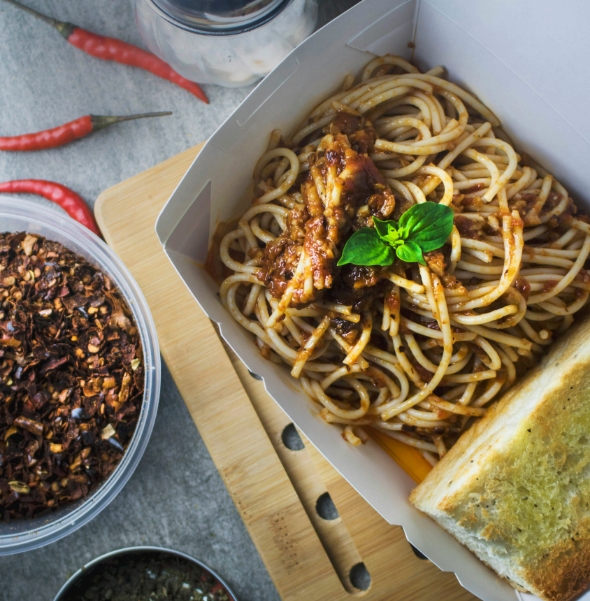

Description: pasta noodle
[212,56,590,464]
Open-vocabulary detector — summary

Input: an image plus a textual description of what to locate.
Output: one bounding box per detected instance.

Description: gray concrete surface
[0,1,358,600]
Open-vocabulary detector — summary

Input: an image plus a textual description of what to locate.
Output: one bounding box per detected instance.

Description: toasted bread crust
[525,536,590,601]
[410,313,590,601]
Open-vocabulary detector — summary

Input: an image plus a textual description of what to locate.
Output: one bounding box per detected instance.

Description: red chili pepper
[4,0,209,104]
[0,180,101,237]
[0,111,172,152]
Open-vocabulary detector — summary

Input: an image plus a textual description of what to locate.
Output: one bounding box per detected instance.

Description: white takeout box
[155,1,590,599]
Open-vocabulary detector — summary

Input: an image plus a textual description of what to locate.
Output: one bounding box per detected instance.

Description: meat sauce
[454,215,482,240]
[423,250,446,277]
[329,265,389,313]
[514,276,531,300]
[256,112,397,306]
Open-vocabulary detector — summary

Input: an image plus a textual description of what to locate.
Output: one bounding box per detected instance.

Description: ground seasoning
[0,232,144,520]
[62,551,233,601]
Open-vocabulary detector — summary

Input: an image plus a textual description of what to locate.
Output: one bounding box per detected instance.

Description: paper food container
[155,1,590,599]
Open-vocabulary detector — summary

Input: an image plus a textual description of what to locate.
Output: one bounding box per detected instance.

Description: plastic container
[134,0,318,87]
[53,546,239,601]
[0,198,161,555]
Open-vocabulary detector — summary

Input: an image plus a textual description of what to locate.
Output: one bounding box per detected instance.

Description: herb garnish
[338,201,454,267]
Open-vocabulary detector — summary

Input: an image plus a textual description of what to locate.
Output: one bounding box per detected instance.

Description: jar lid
[151,0,292,34]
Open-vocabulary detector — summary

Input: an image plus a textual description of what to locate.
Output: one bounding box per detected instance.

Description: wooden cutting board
[95,144,477,601]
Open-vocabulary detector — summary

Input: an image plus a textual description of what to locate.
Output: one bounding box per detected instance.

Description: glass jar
[134,0,318,87]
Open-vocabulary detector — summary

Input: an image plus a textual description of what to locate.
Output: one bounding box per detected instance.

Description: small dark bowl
[53,546,239,601]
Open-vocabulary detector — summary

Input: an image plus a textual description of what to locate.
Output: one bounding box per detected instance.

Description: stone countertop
[0,1,358,599]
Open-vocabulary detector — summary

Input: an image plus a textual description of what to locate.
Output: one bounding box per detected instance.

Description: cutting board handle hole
[349,562,371,591]
[315,492,340,521]
[281,423,305,451]
[410,545,429,560]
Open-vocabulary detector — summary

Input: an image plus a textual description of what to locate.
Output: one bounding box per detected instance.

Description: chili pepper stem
[90,111,173,131]
[2,0,75,38]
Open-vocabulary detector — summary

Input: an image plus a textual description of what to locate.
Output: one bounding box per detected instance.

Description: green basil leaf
[398,202,454,252]
[338,228,395,267]
[373,216,391,239]
[373,216,401,246]
[396,240,426,265]
[373,216,398,239]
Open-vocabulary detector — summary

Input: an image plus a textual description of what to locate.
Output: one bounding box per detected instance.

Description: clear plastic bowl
[0,197,161,555]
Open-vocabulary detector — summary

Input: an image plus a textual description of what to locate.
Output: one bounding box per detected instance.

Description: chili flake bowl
[0,197,161,555]
[53,546,239,601]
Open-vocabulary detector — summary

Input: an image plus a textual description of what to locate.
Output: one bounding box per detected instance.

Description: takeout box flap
[156,1,590,599]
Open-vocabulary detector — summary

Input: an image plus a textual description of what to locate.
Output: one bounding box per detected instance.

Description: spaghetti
[215,55,590,465]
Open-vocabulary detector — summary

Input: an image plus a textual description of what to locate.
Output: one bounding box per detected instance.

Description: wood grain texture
[95,144,477,601]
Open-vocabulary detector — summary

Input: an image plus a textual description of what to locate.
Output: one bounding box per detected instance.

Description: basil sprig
[337,201,454,267]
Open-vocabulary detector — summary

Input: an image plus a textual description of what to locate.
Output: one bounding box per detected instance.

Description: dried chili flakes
[0,232,144,520]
